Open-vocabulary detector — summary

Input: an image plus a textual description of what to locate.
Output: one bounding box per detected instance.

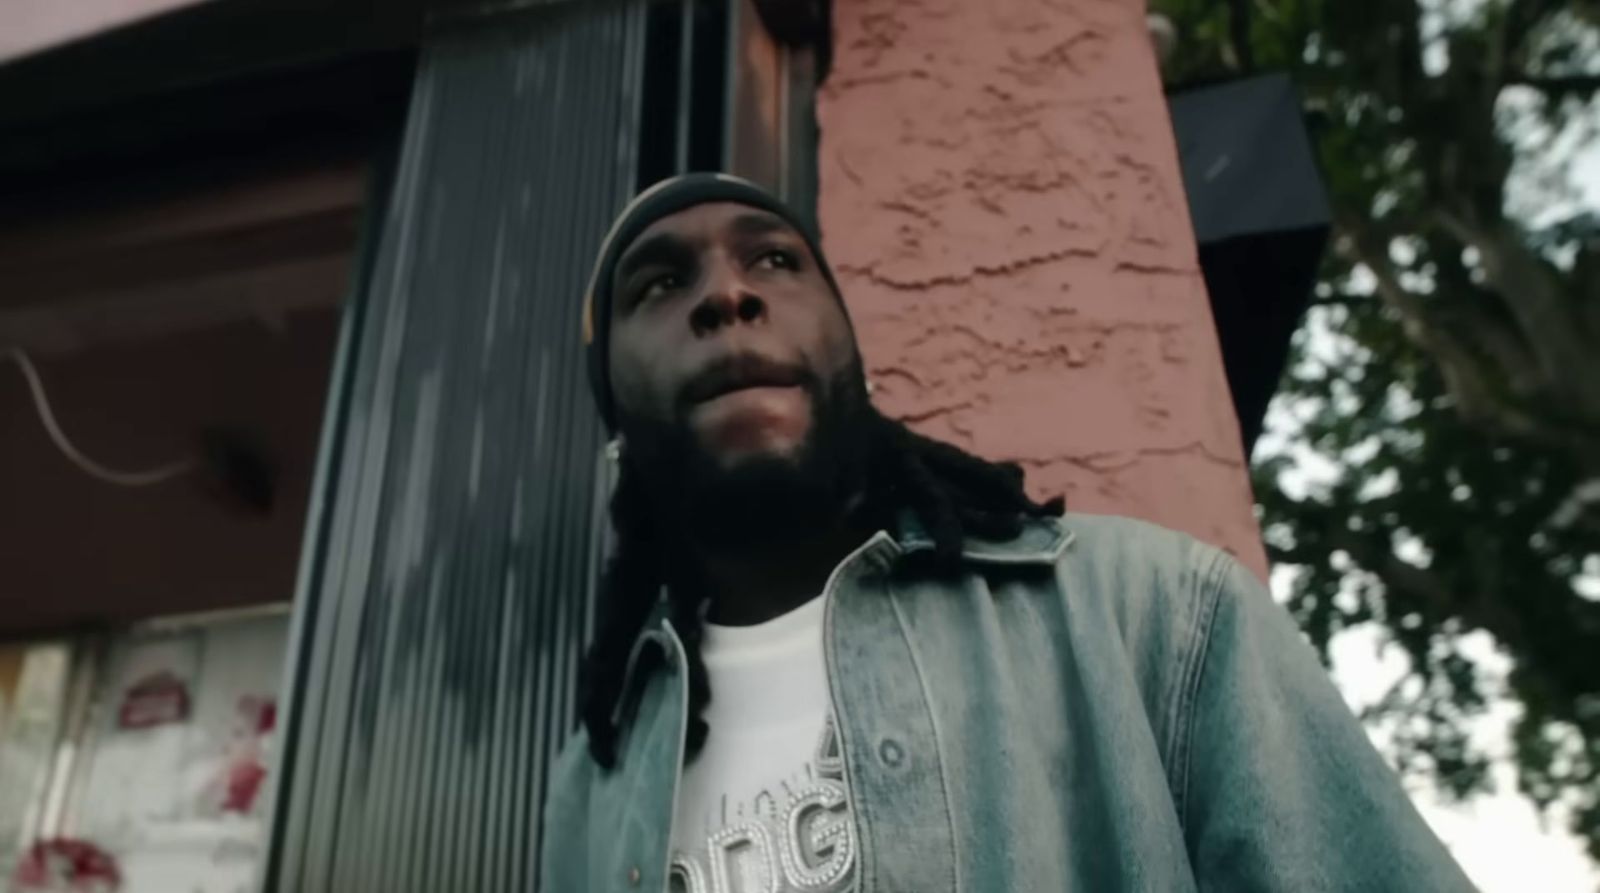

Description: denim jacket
[540,513,1472,892]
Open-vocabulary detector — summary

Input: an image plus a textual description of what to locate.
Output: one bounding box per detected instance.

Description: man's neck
[693,509,875,627]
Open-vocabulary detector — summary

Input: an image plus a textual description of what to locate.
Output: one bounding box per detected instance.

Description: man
[541,173,1471,892]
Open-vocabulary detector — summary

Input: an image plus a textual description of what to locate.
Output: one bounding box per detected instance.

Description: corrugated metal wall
[263,6,642,891]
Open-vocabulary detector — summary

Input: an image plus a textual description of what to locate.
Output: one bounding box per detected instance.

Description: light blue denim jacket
[540,513,1473,891]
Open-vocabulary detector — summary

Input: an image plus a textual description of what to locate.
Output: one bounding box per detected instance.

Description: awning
[1168,73,1331,451]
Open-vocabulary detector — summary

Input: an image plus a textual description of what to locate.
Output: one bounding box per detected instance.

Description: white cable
[3,346,196,487]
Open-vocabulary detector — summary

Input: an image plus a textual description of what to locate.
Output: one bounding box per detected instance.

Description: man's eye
[756,249,799,271]
[637,273,682,303]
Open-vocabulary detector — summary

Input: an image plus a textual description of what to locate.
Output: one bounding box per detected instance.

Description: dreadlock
[578,408,1064,769]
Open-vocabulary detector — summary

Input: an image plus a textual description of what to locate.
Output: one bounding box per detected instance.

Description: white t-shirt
[667,594,857,893]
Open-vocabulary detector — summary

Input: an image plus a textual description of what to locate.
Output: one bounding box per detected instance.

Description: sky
[1329,624,1599,891]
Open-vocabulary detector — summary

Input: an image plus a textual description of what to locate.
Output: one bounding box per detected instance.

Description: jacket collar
[629,515,1072,643]
[892,512,1075,565]
[611,514,1074,742]
[635,514,1075,643]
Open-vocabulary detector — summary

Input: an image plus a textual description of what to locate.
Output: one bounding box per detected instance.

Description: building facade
[0,1,1290,890]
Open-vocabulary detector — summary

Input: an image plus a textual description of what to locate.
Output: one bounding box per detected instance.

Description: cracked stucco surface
[818,0,1267,576]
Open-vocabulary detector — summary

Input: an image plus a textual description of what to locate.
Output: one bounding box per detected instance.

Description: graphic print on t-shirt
[668,716,855,893]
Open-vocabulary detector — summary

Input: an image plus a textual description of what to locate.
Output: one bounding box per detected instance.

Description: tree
[1152,0,1600,861]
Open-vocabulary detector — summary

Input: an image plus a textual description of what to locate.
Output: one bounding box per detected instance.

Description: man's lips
[680,354,809,408]
[693,384,804,415]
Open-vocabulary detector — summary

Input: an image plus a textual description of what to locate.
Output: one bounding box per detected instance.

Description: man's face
[607,201,859,473]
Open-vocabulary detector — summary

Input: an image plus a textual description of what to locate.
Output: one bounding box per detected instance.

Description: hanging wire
[3,346,196,487]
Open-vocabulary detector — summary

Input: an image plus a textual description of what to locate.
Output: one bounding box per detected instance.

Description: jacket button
[628,866,641,886]
[879,737,904,767]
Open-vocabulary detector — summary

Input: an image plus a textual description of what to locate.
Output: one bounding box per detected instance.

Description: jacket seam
[1171,545,1228,834]
[613,628,670,730]
[886,580,964,893]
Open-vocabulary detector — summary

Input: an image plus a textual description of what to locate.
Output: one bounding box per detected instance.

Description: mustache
[677,352,816,410]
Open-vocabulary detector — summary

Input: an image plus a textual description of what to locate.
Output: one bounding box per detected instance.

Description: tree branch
[1307,295,1381,310]
[1433,209,1600,418]
[1395,0,1428,105]
[1333,218,1580,449]
[1501,0,1570,61]
[1505,73,1600,96]
[1276,511,1600,715]
[1268,516,1488,628]
[1428,242,1548,398]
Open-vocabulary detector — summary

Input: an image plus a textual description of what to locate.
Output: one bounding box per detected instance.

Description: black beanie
[581,173,845,434]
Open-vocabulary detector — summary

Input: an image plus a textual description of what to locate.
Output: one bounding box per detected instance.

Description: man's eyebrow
[726,211,796,240]
[614,232,687,289]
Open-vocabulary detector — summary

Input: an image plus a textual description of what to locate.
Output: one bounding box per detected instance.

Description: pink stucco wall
[817,0,1267,576]
[0,0,210,63]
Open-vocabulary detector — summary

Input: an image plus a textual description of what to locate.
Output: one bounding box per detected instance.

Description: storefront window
[1,610,286,893]
[0,642,74,884]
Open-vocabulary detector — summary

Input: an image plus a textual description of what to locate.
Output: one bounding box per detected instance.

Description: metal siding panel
[264,6,643,891]
[260,152,389,893]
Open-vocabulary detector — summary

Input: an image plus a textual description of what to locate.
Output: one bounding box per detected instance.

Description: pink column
[0,0,212,63]
[817,0,1267,577]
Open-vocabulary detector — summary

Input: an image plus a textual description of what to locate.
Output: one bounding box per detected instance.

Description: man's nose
[689,263,767,337]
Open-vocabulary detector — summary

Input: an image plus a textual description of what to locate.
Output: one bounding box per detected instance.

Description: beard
[617,360,876,553]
